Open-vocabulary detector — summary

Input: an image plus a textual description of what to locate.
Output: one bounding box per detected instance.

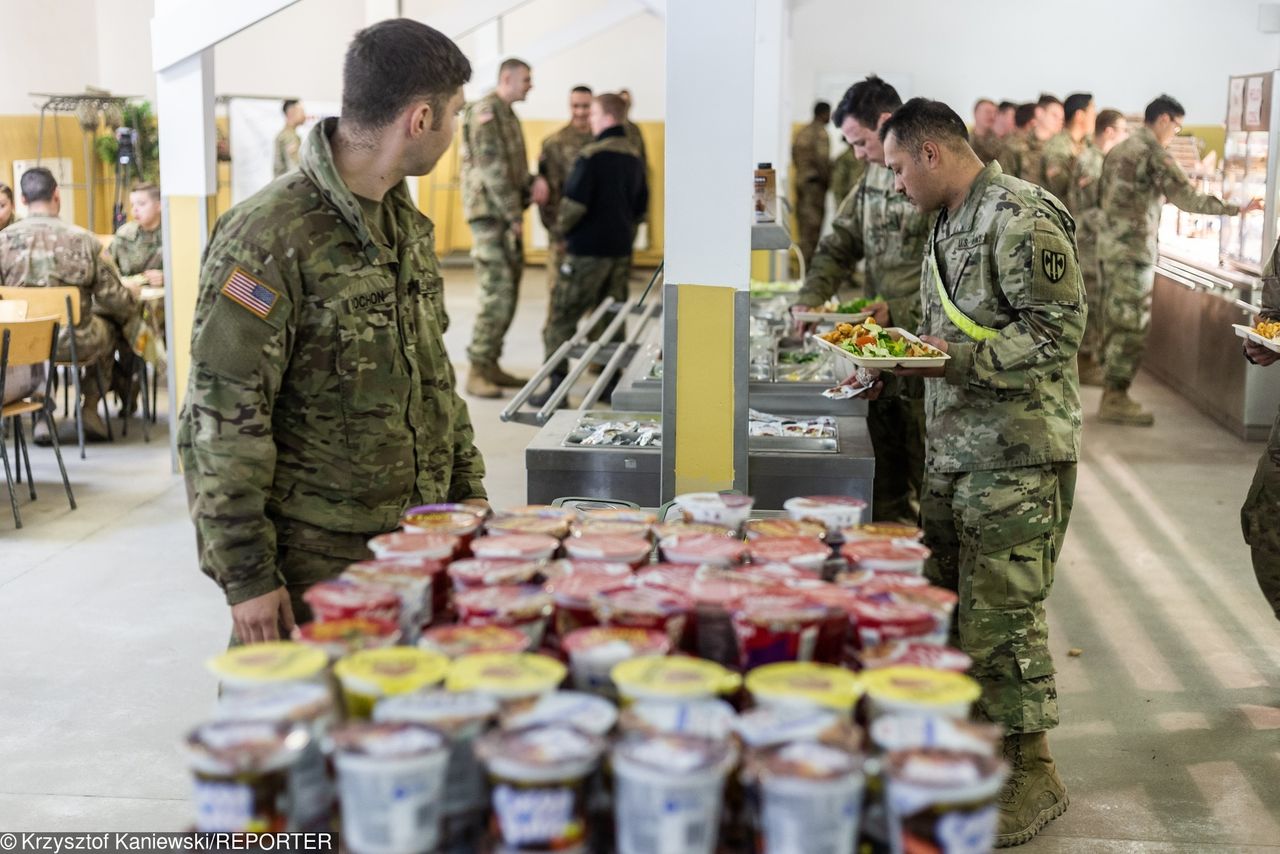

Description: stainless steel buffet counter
[1148,251,1280,440]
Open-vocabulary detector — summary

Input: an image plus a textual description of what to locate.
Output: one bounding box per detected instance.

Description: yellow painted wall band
[673,284,736,493]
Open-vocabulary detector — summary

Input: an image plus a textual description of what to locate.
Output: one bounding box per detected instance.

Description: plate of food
[810,319,950,369]
[792,295,880,324]
[1233,319,1280,354]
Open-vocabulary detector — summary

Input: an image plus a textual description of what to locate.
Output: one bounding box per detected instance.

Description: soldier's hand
[1243,198,1265,215]
[841,368,884,400]
[143,269,164,287]
[894,335,949,378]
[510,221,523,240]
[789,304,817,337]
[867,301,891,326]
[1244,340,1279,366]
[231,587,295,644]
[531,176,550,207]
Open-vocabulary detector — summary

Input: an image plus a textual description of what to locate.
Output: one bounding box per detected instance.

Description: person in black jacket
[532,92,648,404]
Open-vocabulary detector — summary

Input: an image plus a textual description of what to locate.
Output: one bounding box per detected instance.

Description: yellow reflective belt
[928,249,999,342]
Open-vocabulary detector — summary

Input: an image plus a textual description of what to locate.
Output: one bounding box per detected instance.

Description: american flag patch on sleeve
[220,267,280,319]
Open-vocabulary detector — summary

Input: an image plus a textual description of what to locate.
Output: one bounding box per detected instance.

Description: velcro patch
[347,290,393,312]
[220,267,280,320]
[1041,248,1067,283]
[1030,226,1080,304]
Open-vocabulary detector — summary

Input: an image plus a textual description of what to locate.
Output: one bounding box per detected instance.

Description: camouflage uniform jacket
[461,92,531,225]
[1040,132,1088,203]
[830,148,865,207]
[1067,144,1104,245]
[923,161,1084,473]
[995,131,1030,181]
[178,118,487,606]
[971,129,1002,165]
[537,123,593,235]
[273,127,301,177]
[798,163,932,329]
[0,214,137,337]
[1098,126,1239,264]
[109,220,163,286]
[792,120,831,190]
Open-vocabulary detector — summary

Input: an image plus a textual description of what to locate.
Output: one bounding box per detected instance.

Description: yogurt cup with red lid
[636,562,701,590]
[866,584,957,644]
[731,592,829,670]
[302,578,401,625]
[342,561,437,642]
[454,584,554,649]
[660,532,748,567]
[295,617,402,661]
[469,533,559,562]
[592,584,693,647]
[840,539,932,574]
[840,522,925,543]
[346,558,448,623]
[652,520,737,541]
[484,514,572,539]
[783,495,868,538]
[368,531,460,562]
[542,558,632,582]
[571,519,653,539]
[743,517,827,541]
[564,533,653,569]
[418,624,531,659]
[547,572,634,638]
[672,491,756,530]
[399,509,484,544]
[859,641,972,673]
[746,536,830,572]
[445,557,542,592]
[561,626,671,695]
[848,598,940,651]
[686,570,772,666]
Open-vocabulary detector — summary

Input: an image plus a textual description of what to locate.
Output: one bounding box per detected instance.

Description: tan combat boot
[1077,356,1105,387]
[1098,388,1154,426]
[486,364,529,388]
[995,731,1069,847]
[465,367,502,399]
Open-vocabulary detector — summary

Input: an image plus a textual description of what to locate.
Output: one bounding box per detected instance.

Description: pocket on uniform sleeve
[960,466,1058,610]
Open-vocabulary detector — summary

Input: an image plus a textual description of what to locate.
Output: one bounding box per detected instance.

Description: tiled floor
[1,264,1277,848]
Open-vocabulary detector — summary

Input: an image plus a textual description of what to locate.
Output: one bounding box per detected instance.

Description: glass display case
[1220,71,1280,272]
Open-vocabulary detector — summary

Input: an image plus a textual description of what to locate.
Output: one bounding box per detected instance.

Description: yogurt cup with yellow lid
[445,652,567,707]
[207,642,329,691]
[860,666,982,720]
[611,655,741,704]
[745,661,864,714]
[332,647,451,719]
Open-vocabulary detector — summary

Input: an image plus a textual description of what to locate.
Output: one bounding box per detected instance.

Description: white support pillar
[753,0,790,188]
[662,0,756,498]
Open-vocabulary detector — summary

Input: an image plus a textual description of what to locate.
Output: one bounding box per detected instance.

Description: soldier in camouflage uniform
[881,99,1084,847]
[970,97,1001,165]
[1067,109,1128,385]
[110,183,164,290]
[273,99,305,178]
[1039,93,1095,202]
[178,20,487,644]
[995,103,1035,179]
[0,167,140,442]
[791,101,833,266]
[1096,94,1254,425]
[461,58,548,398]
[537,86,594,284]
[531,93,647,407]
[796,77,930,523]
[829,142,865,206]
[1241,240,1280,622]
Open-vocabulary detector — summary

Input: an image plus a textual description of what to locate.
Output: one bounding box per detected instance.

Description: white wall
[791,0,1280,124]
[0,0,101,113]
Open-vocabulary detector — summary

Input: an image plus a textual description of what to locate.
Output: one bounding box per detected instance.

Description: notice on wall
[229,98,339,205]
[1245,75,1265,128]
[1228,77,1245,130]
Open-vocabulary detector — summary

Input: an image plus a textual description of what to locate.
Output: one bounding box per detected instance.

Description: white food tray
[809,328,950,370]
[1233,323,1280,354]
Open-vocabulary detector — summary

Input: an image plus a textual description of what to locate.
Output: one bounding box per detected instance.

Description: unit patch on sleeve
[220,267,280,320]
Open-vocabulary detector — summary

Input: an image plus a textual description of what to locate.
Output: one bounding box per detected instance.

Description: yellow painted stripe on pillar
[168,194,209,413]
[673,284,736,493]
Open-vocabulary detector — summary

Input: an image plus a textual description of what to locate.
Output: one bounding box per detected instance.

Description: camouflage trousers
[466,217,524,368]
[1100,261,1155,390]
[1241,413,1280,622]
[922,462,1077,733]
[542,254,630,363]
[794,183,826,266]
[868,383,926,524]
[1078,239,1103,362]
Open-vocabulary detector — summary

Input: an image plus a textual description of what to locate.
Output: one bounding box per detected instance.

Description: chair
[0,300,27,321]
[1,317,76,528]
[0,285,113,458]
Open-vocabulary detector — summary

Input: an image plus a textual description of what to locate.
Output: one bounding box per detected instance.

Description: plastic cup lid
[445,652,567,696]
[470,533,560,559]
[368,531,459,560]
[399,510,483,535]
[743,518,827,540]
[484,516,571,538]
[785,495,868,510]
[621,698,738,740]
[297,617,401,646]
[842,523,924,542]
[329,720,446,759]
[757,740,861,781]
[747,536,830,564]
[446,558,541,586]
[840,540,932,563]
[374,690,500,729]
[333,647,451,696]
[745,662,863,711]
[869,714,1001,756]
[455,585,552,617]
[213,682,333,724]
[549,572,636,603]
[477,723,603,782]
[612,732,737,776]
[418,625,530,658]
[346,558,446,579]
[561,626,671,657]
[660,532,748,563]
[565,534,652,561]
[861,666,982,707]
[207,642,328,684]
[185,719,309,775]
[302,578,400,611]
[611,655,741,698]
[505,504,579,521]
[502,691,619,736]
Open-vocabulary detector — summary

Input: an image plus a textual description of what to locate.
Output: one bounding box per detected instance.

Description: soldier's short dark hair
[1145,94,1185,125]
[974,98,996,112]
[1037,93,1062,109]
[282,99,299,114]
[342,19,472,131]
[833,75,902,130]
[571,85,593,96]
[1063,93,1093,124]
[879,98,971,156]
[1095,109,1125,136]
[814,101,831,119]
[997,100,1017,113]
[499,57,530,77]
[1014,103,1037,129]
[595,93,627,122]
[131,182,161,201]
[20,167,57,204]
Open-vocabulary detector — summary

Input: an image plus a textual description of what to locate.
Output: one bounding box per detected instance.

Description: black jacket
[562,126,648,257]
